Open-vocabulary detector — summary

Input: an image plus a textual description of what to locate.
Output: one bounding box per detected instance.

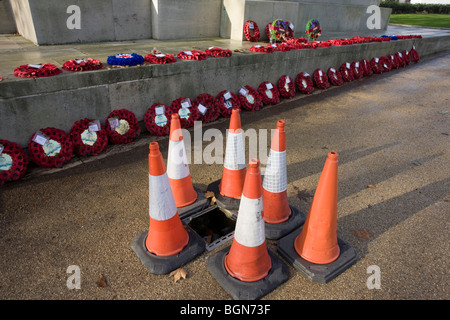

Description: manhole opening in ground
[184,205,236,251]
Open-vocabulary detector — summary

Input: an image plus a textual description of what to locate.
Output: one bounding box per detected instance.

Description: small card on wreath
[32,131,50,146]
[88,120,101,133]
[108,116,120,130]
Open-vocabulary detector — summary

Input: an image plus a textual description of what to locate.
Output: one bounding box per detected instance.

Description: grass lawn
[389,14,450,28]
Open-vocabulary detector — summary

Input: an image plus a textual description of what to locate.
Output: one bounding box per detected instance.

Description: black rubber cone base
[277,228,357,283]
[207,246,289,300]
[177,187,210,220]
[265,206,306,240]
[131,226,205,275]
[207,179,241,211]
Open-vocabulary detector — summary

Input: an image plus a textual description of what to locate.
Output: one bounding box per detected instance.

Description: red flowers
[244,20,260,42]
[14,63,62,78]
[205,47,232,58]
[145,53,177,64]
[70,118,108,156]
[340,62,354,82]
[216,90,241,118]
[238,85,263,111]
[327,67,343,86]
[62,58,103,72]
[193,93,220,123]
[249,45,274,53]
[258,81,280,105]
[370,57,383,74]
[313,69,330,90]
[144,103,175,136]
[351,61,364,79]
[171,97,199,128]
[295,72,315,94]
[0,139,28,185]
[105,109,141,144]
[177,50,208,61]
[28,128,73,168]
[278,75,296,99]
[361,59,373,76]
[410,47,420,63]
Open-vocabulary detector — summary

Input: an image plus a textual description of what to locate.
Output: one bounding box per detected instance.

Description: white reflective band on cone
[234,195,265,247]
[224,132,246,171]
[149,173,178,221]
[167,140,190,180]
[263,149,287,193]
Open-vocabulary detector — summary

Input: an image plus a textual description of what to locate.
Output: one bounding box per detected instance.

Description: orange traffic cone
[294,151,340,264]
[131,142,205,274]
[207,158,289,300]
[167,114,208,218]
[207,108,246,211]
[262,120,305,239]
[278,152,357,283]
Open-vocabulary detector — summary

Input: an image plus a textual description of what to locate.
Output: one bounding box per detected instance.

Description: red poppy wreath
[171,97,200,129]
[62,58,103,72]
[395,52,406,68]
[351,61,364,79]
[379,56,392,72]
[216,90,241,118]
[402,49,411,65]
[244,20,260,42]
[295,72,315,94]
[144,52,177,64]
[278,75,296,99]
[410,47,420,63]
[193,93,221,123]
[370,57,383,74]
[388,54,400,70]
[327,67,343,86]
[0,139,29,185]
[313,69,330,90]
[69,118,108,156]
[340,62,354,82]
[144,103,175,136]
[205,47,232,58]
[27,128,73,168]
[238,85,263,111]
[105,109,141,144]
[177,50,208,61]
[258,81,280,105]
[249,45,274,53]
[360,59,373,77]
[14,63,62,78]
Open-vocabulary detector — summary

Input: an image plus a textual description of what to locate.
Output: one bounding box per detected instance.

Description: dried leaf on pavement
[170,268,187,283]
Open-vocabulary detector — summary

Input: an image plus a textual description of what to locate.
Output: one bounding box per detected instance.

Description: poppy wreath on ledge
[327,67,343,86]
[244,20,260,42]
[379,56,392,72]
[27,127,73,168]
[249,45,274,53]
[144,52,177,64]
[370,57,383,74]
[269,43,291,52]
[340,62,354,82]
[265,23,272,39]
[171,97,199,128]
[258,81,280,105]
[278,75,296,99]
[313,69,329,90]
[144,103,175,136]
[389,54,400,69]
[62,58,103,72]
[216,90,241,118]
[177,50,208,61]
[238,85,263,111]
[410,47,420,63]
[106,53,144,66]
[395,52,406,68]
[402,49,411,65]
[205,47,232,58]
[305,18,321,41]
[69,118,108,156]
[0,139,28,185]
[14,63,62,78]
[295,72,315,94]
[105,109,141,144]
[193,93,221,123]
[360,59,373,77]
[351,61,364,79]
[269,19,294,42]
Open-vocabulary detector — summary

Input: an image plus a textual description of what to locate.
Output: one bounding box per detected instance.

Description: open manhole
[183,205,236,251]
